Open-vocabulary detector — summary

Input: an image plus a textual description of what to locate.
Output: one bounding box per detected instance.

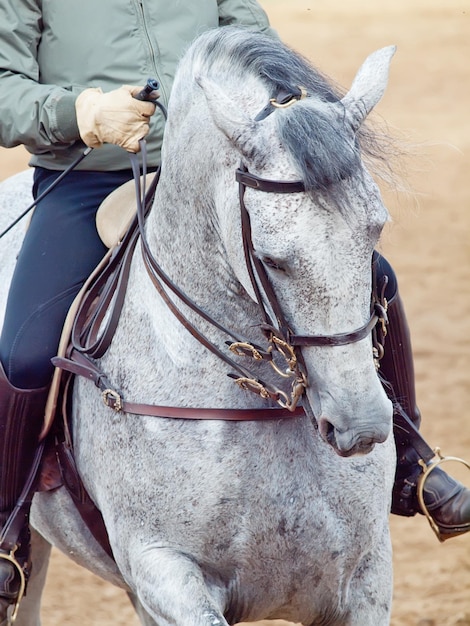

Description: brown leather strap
[235,169,305,194]
[237,164,385,349]
[72,172,159,359]
[52,352,305,421]
[287,304,383,347]
[55,439,114,559]
[392,405,435,463]
[128,151,302,408]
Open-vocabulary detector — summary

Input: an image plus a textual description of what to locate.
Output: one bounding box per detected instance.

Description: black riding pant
[0,167,133,390]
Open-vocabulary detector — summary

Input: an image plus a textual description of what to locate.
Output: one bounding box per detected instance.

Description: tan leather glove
[75,85,156,153]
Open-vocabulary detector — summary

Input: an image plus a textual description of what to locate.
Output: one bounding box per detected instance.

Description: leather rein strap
[55,141,306,418]
[127,145,307,411]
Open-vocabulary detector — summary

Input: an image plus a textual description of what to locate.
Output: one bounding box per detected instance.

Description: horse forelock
[185,27,387,210]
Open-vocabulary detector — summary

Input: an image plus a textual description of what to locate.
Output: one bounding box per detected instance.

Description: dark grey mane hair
[192,26,397,206]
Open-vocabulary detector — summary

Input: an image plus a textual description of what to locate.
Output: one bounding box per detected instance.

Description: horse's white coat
[0,30,397,626]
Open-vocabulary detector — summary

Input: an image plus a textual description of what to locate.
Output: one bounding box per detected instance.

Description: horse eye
[262,256,286,272]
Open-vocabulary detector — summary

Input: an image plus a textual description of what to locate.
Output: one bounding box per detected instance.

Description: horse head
[169,30,395,457]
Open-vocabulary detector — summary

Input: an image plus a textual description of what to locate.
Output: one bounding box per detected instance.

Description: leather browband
[235,169,305,194]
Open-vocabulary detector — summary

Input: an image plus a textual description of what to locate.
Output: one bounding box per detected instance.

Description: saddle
[37,172,158,560]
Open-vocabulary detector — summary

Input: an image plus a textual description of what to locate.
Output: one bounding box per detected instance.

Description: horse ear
[340,45,396,131]
[196,75,259,158]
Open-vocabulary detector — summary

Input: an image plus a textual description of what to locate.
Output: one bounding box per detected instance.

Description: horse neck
[144,117,257,327]
[146,181,222,304]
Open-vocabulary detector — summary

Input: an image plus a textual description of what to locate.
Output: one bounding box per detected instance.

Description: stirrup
[417,447,470,542]
[0,549,26,625]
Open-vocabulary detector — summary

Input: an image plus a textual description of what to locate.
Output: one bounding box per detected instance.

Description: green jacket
[0,0,273,171]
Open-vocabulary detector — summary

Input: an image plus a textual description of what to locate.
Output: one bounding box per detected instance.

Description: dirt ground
[0,0,469,624]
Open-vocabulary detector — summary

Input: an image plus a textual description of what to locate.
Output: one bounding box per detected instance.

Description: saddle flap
[39,247,114,440]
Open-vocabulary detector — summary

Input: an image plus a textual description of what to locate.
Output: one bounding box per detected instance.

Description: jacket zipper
[134,0,168,105]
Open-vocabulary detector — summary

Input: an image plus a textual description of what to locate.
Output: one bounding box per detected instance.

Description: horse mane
[186,27,393,204]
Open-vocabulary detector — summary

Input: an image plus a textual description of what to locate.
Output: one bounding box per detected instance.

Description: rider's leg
[0,167,133,620]
[374,254,470,540]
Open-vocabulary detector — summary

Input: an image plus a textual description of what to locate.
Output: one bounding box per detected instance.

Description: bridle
[123,87,389,413]
[54,86,388,420]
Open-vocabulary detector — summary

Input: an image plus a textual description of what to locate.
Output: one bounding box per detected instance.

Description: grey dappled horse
[0,28,397,626]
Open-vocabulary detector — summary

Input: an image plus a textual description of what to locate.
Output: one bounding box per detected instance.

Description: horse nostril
[319,417,336,447]
[325,422,336,446]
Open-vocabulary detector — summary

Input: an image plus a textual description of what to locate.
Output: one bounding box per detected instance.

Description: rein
[55,143,306,418]
[55,87,388,420]
[127,143,307,412]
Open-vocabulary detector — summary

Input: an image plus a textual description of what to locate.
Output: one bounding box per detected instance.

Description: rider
[0,0,469,621]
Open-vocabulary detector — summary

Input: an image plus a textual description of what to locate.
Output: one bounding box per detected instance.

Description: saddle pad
[96,172,156,248]
[39,247,114,440]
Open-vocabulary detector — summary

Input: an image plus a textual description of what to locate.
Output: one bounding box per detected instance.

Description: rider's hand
[75,85,156,153]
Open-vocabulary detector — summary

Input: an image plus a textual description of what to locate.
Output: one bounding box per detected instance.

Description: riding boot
[379,286,470,540]
[0,362,49,624]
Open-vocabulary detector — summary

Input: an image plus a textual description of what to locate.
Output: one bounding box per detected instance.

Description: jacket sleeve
[0,1,80,151]
[217,0,278,37]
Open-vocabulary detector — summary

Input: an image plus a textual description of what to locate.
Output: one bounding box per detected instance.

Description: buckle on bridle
[229,342,264,361]
[102,388,123,411]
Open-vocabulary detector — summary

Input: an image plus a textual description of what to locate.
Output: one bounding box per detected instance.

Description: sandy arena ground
[0,1,469,624]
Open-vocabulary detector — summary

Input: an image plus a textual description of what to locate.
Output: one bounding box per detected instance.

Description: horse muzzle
[318,411,392,458]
